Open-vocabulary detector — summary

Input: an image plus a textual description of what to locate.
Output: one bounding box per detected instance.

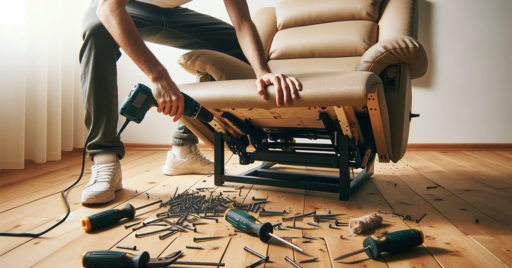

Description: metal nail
[335,220,348,226]
[285,256,301,268]
[200,217,219,223]
[302,235,317,240]
[252,196,267,201]
[262,209,287,214]
[427,186,438,189]
[303,240,312,243]
[299,257,318,263]
[282,210,316,221]
[125,222,141,229]
[186,245,204,249]
[136,227,178,238]
[415,213,427,224]
[246,258,265,268]
[329,224,341,229]
[159,230,177,240]
[244,246,268,260]
[174,260,225,266]
[193,222,208,227]
[116,245,136,250]
[306,221,321,227]
[272,222,282,227]
[193,236,224,242]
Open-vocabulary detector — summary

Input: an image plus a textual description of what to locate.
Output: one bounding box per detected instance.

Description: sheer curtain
[0,0,90,169]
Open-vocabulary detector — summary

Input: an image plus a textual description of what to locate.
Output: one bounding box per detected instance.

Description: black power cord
[0,133,91,237]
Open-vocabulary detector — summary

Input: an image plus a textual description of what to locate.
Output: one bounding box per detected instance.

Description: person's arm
[223,0,302,107]
[96,0,184,121]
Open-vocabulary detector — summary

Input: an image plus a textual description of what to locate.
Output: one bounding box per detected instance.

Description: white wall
[116,0,512,145]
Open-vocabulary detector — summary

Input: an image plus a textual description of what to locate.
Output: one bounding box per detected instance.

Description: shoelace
[91,163,117,183]
[192,150,213,164]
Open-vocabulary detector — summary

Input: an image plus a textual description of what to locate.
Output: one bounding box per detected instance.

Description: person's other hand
[255,73,302,107]
[150,71,184,122]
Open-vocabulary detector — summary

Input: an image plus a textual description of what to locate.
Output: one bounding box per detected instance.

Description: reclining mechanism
[177,0,428,200]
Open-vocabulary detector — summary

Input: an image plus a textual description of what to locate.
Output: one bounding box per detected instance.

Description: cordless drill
[117,83,219,136]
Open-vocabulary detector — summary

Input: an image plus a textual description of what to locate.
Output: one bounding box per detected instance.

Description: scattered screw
[299,257,319,263]
[285,256,301,268]
[193,222,208,227]
[252,196,267,201]
[415,213,427,224]
[159,230,178,240]
[116,245,136,250]
[306,221,321,227]
[125,222,141,229]
[194,236,224,242]
[246,258,266,268]
[302,240,312,243]
[427,186,438,189]
[335,220,348,226]
[244,246,268,260]
[302,235,317,240]
[186,245,203,250]
[329,224,341,229]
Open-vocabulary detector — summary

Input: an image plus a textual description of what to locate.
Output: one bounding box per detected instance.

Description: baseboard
[124,143,512,151]
[124,143,212,151]
[406,143,512,151]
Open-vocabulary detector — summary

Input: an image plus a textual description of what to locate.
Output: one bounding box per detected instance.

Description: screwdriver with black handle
[81,200,162,232]
[334,228,424,260]
[82,250,182,268]
[224,208,304,252]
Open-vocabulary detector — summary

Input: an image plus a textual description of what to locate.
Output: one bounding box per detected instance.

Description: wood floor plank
[1,172,207,267]
[372,161,507,268]
[465,151,512,170]
[292,237,332,268]
[0,154,173,257]
[325,236,387,268]
[381,160,512,266]
[402,153,512,226]
[0,150,157,212]
[221,236,268,267]
[0,151,87,186]
[496,151,512,158]
[304,169,439,268]
[264,237,294,268]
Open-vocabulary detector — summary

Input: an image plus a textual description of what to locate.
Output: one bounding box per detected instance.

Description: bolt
[186,245,204,250]
[125,222,141,229]
[193,236,224,242]
[329,224,341,229]
[116,245,136,250]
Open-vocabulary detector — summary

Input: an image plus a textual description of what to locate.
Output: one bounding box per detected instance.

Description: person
[79,0,302,204]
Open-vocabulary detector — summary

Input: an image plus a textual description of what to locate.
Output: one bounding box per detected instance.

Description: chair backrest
[252,0,418,74]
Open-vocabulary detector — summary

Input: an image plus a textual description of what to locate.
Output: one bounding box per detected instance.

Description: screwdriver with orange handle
[81,200,162,232]
[334,228,424,260]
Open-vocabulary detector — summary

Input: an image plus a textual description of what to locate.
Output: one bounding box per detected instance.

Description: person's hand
[150,71,184,122]
[255,73,302,107]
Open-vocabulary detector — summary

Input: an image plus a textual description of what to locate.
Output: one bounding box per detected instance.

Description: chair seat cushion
[179,71,382,109]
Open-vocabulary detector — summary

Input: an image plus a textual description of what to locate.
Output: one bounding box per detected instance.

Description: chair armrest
[355,36,428,79]
[178,50,256,81]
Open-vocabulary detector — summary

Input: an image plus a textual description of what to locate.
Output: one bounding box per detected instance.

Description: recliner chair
[177,0,427,200]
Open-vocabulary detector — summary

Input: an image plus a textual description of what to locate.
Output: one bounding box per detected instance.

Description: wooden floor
[0,150,510,267]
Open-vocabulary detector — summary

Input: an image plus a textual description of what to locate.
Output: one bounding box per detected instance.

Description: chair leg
[338,133,350,201]
[214,132,225,186]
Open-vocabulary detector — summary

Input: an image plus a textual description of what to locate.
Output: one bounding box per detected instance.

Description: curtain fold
[0,0,89,169]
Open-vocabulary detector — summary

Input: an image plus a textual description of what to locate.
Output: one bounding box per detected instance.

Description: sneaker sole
[162,167,213,176]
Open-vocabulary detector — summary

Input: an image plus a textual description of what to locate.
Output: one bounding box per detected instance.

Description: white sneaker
[81,163,122,204]
[162,149,214,175]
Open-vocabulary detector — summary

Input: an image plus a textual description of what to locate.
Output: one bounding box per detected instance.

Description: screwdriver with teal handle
[117,83,215,136]
[224,208,304,252]
[334,228,424,260]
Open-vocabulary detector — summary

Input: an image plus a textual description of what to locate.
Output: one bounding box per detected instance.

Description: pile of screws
[127,187,236,240]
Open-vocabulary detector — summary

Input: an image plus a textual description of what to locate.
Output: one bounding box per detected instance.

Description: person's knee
[82,20,111,44]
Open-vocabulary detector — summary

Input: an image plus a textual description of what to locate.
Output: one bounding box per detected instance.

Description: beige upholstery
[177,0,427,163]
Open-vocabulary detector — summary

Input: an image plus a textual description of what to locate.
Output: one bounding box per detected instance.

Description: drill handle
[82,250,150,268]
